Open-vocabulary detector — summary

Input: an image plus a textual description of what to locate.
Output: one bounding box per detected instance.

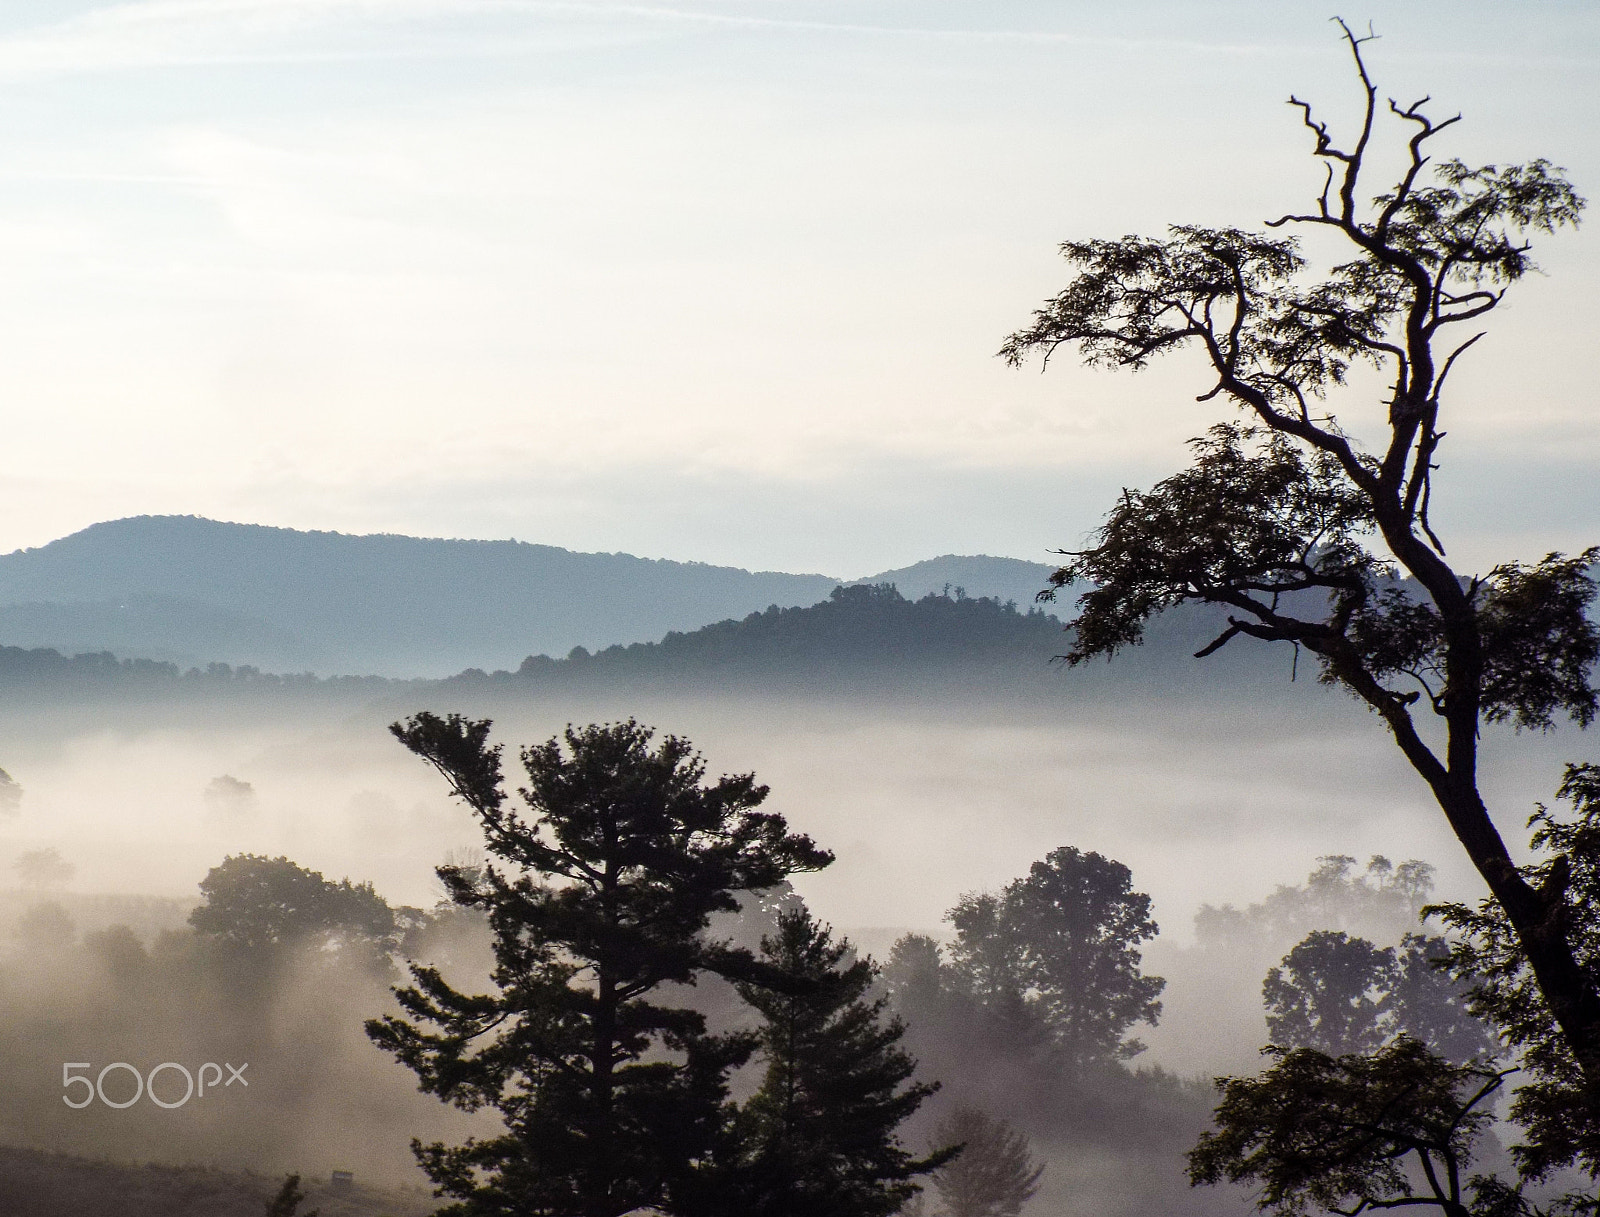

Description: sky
[0,0,1595,576]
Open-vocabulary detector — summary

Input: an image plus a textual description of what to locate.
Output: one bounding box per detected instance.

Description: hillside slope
[464,582,1293,700]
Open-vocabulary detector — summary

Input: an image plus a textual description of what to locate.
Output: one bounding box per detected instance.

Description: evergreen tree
[366,713,833,1217]
[729,906,951,1217]
[929,1106,1043,1217]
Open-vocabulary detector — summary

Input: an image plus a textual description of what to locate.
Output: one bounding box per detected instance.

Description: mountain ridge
[0,516,1056,678]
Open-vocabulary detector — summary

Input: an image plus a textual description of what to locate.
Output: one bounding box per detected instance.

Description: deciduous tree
[1189,1038,1510,1217]
[1263,929,1499,1064]
[189,853,398,977]
[1433,765,1600,1179]
[12,846,72,890]
[1264,930,1394,1056]
[947,846,1164,1069]
[1001,20,1600,1130]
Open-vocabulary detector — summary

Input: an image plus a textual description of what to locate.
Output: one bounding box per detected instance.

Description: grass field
[0,1146,436,1217]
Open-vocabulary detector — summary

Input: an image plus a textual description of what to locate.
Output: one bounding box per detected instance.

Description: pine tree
[730,906,951,1217]
[928,1106,1043,1217]
[366,714,832,1217]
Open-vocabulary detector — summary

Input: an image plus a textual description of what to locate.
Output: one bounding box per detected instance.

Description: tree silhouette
[928,1106,1043,1217]
[1432,764,1600,1179]
[1265,930,1396,1056]
[1001,20,1600,1132]
[1386,933,1500,1066]
[189,853,398,977]
[12,846,73,890]
[264,1174,319,1217]
[947,846,1164,1069]
[367,713,832,1217]
[723,905,949,1217]
[203,774,256,815]
[13,900,76,949]
[1195,854,1434,949]
[1189,1038,1510,1217]
[1263,930,1497,1063]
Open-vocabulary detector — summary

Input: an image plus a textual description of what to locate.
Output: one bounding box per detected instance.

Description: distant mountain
[848,554,1056,608]
[0,595,322,671]
[0,586,1076,701]
[0,517,839,677]
[0,517,1057,678]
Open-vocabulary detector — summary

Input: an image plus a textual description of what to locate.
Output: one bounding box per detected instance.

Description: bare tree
[1001,20,1600,1131]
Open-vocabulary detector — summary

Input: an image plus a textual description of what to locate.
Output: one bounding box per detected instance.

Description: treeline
[0,645,398,693]
[482,584,1306,700]
[0,842,1500,1217]
[0,586,1065,696]
[0,1147,431,1217]
[0,852,497,1187]
[357,714,1594,1217]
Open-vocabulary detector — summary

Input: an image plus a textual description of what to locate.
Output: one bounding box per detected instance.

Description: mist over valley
[1,4,1596,1212]
[0,520,1588,1216]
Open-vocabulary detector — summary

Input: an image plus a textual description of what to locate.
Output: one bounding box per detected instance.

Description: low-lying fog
[2,689,1569,937]
[0,684,1590,1212]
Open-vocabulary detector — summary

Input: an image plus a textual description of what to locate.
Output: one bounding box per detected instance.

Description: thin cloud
[0,0,1310,77]
[0,0,603,75]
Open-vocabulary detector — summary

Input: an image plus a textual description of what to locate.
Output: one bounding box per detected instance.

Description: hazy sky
[0,1,1595,574]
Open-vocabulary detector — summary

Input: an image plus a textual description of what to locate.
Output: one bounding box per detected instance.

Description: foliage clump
[940,846,1165,1071]
[1189,1038,1508,1217]
[1264,929,1497,1063]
